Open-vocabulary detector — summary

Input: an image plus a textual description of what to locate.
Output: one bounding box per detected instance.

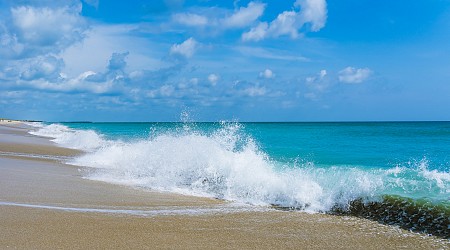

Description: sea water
[29,121,450,235]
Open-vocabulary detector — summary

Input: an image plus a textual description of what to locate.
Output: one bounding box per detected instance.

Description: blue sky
[1,0,449,121]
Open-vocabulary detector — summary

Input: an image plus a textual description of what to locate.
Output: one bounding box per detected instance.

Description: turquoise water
[31,121,450,208]
[28,121,450,237]
[62,121,450,170]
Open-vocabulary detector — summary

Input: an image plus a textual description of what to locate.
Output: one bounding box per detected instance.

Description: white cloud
[242,22,268,42]
[0,54,65,83]
[338,67,372,84]
[222,2,266,28]
[14,70,115,94]
[20,55,64,81]
[208,73,219,85]
[63,71,115,94]
[10,5,87,56]
[172,1,265,32]
[170,37,198,58]
[108,52,129,71]
[242,0,327,41]
[259,69,274,79]
[172,13,209,27]
[3,51,133,95]
[294,0,327,31]
[242,11,299,41]
[243,85,266,97]
[267,11,299,39]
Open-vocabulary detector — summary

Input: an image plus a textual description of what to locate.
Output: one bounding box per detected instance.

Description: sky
[1,0,450,122]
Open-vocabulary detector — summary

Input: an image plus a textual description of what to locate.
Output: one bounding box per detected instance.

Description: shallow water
[28,121,450,236]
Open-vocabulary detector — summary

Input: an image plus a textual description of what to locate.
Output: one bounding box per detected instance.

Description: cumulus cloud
[259,69,274,79]
[20,55,64,81]
[208,73,219,85]
[0,55,65,84]
[170,37,198,58]
[242,0,327,41]
[108,52,129,71]
[7,5,87,57]
[267,11,300,38]
[222,2,266,28]
[338,67,372,84]
[2,51,135,95]
[12,70,115,95]
[0,1,332,116]
[243,10,300,41]
[242,22,269,42]
[51,71,115,94]
[172,1,265,31]
[294,0,327,31]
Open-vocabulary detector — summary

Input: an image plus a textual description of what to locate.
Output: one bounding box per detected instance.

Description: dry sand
[0,122,448,249]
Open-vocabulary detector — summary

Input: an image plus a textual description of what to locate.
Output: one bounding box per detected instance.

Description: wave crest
[31,122,450,213]
[30,123,105,151]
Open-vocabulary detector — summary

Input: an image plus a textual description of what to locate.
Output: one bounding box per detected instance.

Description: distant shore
[0,118,43,123]
[0,121,448,249]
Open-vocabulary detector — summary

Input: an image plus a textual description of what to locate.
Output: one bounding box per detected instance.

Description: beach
[0,121,448,249]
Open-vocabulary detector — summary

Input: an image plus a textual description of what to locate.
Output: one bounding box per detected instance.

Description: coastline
[0,121,448,249]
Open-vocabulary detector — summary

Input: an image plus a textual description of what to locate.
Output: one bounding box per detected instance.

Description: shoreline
[0,121,448,249]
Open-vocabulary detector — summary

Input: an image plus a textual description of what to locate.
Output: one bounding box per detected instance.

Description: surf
[29,121,450,237]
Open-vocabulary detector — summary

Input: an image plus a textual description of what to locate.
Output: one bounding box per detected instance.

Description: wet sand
[0,122,448,249]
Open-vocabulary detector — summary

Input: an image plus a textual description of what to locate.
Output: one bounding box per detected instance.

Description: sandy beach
[0,121,448,249]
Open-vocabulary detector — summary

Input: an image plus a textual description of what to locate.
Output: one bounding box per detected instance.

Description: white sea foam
[0,201,265,216]
[30,123,450,212]
[383,159,450,199]
[71,132,336,211]
[417,159,450,192]
[29,123,106,152]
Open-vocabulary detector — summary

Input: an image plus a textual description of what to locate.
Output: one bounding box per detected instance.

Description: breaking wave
[29,122,450,213]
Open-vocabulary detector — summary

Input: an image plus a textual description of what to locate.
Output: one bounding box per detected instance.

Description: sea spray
[70,124,339,211]
[29,122,450,208]
[29,123,106,151]
[28,121,450,236]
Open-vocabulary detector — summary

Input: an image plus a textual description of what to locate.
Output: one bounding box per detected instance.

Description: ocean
[29,121,450,236]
